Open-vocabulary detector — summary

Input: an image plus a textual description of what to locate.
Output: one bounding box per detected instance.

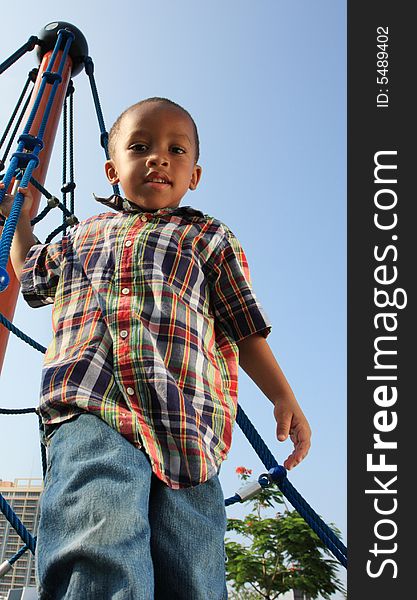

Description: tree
[225,467,346,600]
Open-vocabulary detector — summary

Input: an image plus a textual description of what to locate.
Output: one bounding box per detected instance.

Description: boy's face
[105,103,202,211]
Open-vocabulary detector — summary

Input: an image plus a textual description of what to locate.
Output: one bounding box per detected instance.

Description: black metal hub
[35,22,88,76]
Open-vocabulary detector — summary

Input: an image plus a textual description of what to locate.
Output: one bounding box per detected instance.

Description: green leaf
[225,467,346,598]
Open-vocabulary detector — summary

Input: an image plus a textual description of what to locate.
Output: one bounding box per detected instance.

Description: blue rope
[0,493,36,554]
[31,203,53,226]
[0,543,34,578]
[45,223,69,243]
[29,176,78,224]
[83,58,107,148]
[0,407,36,414]
[235,405,347,568]
[38,414,47,480]
[9,541,35,566]
[0,178,77,229]
[21,30,70,137]
[62,92,68,235]
[0,90,33,173]
[236,405,279,470]
[0,311,47,353]
[29,176,54,200]
[0,29,75,292]
[273,470,347,568]
[68,86,75,216]
[0,36,38,75]
[0,70,35,156]
[83,56,120,196]
[0,157,38,280]
[38,34,74,141]
[224,494,241,507]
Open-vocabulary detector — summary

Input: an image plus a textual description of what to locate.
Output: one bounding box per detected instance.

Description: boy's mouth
[144,171,172,186]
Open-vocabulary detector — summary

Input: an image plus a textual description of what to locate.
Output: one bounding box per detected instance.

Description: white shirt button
[140,215,148,222]
[120,330,128,338]
[126,387,135,396]
[122,288,130,295]
[125,240,133,247]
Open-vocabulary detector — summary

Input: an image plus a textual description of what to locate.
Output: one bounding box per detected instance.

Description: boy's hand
[236,332,312,471]
[274,397,311,470]
[0,182,34,219]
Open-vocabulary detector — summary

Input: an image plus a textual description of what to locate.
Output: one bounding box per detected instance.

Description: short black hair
[107,97,200,163]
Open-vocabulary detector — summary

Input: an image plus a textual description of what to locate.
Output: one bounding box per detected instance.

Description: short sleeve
[20,239,66,308]
[207,226,272,342]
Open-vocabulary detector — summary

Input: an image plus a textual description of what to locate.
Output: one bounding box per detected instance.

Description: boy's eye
[129,143,148,152]
[171,146,185,154]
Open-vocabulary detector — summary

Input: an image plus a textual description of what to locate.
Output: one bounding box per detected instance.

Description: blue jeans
[36,414,228,599]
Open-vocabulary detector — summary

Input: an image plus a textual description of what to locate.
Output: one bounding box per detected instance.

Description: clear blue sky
[0,1,346,596]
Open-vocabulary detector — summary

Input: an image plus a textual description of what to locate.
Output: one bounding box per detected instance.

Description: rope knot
[28,68,39,83]
[66,80,75,97]
[65,215,78,226]
[61,181,76,194]
[27,36,39,51]
[17,134,44,151]
[100,131,109,150]
[83,56,94,75]
[47,196,59,208]
[11,152,39,169]
[41,71,62,85]
[268,465,288,483]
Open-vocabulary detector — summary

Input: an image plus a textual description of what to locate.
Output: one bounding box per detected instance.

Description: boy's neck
[94,194,190,215]
[125,198,181,213]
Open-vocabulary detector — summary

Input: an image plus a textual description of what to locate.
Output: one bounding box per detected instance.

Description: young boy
[0,97,311,599]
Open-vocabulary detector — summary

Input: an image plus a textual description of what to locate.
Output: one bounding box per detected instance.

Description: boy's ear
[105,160,119,184]
[189,164,202,191]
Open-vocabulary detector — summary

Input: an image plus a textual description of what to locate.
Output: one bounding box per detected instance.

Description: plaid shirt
[21,197,272,488]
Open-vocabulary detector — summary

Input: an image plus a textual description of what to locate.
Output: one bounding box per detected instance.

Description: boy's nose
[145,153,169,168]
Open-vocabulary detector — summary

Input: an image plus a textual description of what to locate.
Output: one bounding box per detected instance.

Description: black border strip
[348,2,414,596]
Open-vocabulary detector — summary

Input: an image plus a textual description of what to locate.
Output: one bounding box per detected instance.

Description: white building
[0,479,42,598]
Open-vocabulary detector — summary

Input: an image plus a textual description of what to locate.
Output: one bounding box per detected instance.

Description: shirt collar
[93,193,206,219]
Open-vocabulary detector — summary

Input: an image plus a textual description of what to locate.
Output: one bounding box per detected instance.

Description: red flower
[235,466,253,475]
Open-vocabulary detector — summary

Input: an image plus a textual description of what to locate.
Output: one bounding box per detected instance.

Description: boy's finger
[282,424,311,469]
[276,416,292,441]
[283,441,309,470]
